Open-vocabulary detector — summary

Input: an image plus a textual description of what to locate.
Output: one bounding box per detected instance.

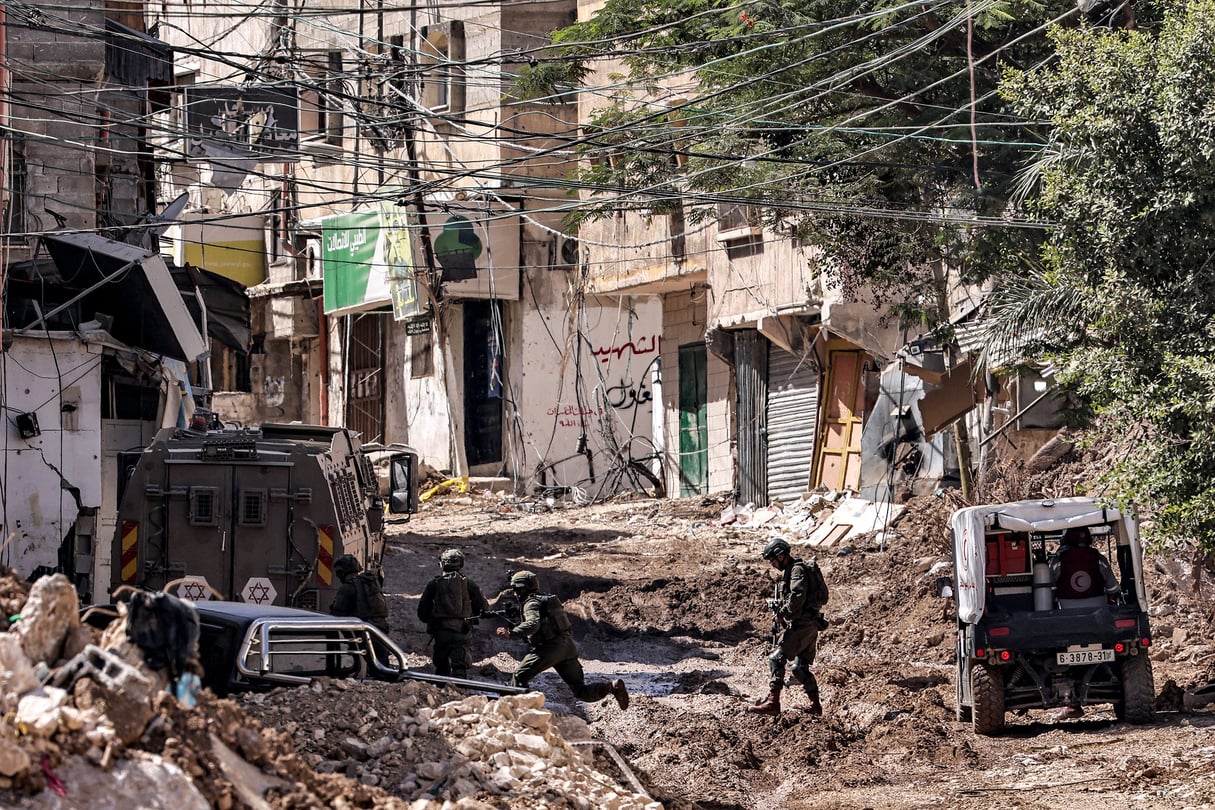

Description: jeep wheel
[971,663,1005,735]
[1116,653,1155,724]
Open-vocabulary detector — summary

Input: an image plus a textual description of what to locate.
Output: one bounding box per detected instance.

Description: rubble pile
[0,570,659,808]
[240,684,659,809]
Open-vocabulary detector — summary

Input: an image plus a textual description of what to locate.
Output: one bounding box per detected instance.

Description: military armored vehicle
[111,422,418,612]
[944,496,1154,734]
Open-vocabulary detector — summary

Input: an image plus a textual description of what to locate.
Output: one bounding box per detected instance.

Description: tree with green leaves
[519,0,1119,316]
[997,0,1215,546]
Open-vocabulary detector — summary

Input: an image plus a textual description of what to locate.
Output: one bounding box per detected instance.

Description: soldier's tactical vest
[353,572,389,626]
[431,572,472,619]
[533,594,572,643]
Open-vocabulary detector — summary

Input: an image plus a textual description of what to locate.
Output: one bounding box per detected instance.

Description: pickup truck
[84,599,524,697]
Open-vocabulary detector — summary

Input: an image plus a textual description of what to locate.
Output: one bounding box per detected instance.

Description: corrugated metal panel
[734,330,767,506]
[766,346,819,504]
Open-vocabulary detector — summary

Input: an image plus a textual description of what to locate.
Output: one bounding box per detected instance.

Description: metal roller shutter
[766,346,819,504]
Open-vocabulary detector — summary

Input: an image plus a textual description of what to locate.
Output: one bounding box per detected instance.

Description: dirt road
[372,491,1215,810]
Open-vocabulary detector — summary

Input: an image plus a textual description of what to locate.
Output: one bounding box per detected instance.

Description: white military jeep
[943,497,1154,735]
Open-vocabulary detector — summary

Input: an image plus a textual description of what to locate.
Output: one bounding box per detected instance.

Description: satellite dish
[132,192,191,249]
[157,192,191,230]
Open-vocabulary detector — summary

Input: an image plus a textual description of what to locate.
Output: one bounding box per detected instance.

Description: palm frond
[976,264,1090,372]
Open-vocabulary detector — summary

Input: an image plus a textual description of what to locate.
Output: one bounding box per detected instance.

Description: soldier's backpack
[353,571,390,627]
[806,558,829,609]
[536,594,572,642]
[431,571,472,619]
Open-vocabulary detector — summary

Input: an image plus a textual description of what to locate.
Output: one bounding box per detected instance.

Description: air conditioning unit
[553,234,580,267]
[302,239,321,281]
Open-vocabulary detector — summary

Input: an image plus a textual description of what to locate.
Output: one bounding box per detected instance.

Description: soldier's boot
[611,679,630,711]
[747,688,781,715]
[803,684,823,717]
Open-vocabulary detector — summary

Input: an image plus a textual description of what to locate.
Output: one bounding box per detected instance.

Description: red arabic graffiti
[592,335,660,364]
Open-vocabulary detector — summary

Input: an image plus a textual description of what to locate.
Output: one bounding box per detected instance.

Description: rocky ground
[3,451,1215,809]
[344,486,1215,810]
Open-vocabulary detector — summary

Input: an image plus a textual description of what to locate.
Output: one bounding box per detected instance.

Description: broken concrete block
[52,645,156,705]
[0,632,40,697]
[16,684,68,736]
[16,574,79,665]
[0,734,30,777]
[73,677,154,745]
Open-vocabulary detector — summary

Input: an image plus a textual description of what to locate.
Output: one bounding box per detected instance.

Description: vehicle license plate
[1056,648,1114,665]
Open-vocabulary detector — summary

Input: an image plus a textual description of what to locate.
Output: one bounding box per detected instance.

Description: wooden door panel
[813,347,870,491]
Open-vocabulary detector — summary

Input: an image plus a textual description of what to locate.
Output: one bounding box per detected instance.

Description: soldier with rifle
[491,570,630,710]
[417,549,490,679]
[748,537,830,716]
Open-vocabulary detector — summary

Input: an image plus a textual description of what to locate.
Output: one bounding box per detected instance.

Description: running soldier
[748,537,829,716]
[494,570,630,710]
[417,549,490,678]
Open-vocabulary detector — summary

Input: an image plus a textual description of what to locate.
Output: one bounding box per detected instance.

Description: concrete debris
[0,568,660,808]
[0,633,40,696]
[716,488,908,552]
[0,735,31,777]
[209,734,289,810]
[420,691,660,809]
[236,676,662,808]
[16,686,69,737]
[9,753,210,810]
[52,645,155,702]
[804,498,905,548]
[16,574,81,665]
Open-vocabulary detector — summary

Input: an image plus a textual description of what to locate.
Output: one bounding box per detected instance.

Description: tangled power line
[1,0,1065,254]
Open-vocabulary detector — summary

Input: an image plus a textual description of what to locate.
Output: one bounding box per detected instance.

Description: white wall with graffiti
[518,294,662,501]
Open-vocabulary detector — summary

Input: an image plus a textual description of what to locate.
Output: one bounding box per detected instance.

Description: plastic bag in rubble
[124,591,200,683]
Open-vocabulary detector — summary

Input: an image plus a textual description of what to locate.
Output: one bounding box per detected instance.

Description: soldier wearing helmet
[494,570,629,711]
[748,535,830,717]
[329,553,390,632]
[417,548,489,678]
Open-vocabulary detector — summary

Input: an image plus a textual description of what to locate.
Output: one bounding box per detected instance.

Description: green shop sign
[320,207,422,319]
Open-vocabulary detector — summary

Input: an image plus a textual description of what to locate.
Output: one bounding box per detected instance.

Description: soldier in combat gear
[494,570,630,710]
[748,537,829,716]
[417,549,489,678]
[329,554,390,632]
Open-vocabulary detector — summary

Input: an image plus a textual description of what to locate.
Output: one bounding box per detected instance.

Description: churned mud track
[381,495,1215,809]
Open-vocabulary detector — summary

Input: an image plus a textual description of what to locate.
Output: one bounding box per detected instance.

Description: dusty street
[348,488,1215,810]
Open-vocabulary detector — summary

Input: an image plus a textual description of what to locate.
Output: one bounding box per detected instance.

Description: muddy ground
[301,484,1215,810]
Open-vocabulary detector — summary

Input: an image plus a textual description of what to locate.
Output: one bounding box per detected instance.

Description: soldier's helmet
[440,549,465,571]
[510,570,539,594]
[762,537,791,561]
[334,554,361,578]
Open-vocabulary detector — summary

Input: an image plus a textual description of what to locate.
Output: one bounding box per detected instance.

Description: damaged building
[0,3,242,599]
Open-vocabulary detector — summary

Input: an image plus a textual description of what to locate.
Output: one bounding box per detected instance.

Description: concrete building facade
[144,0,664,497]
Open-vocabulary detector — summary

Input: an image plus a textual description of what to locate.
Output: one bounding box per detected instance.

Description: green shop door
[678,342,708,496]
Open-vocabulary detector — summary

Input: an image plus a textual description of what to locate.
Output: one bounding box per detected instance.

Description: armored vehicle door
[159,446,295,605]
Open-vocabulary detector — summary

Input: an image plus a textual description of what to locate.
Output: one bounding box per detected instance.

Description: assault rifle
[767,585,786,647]
[481,602,523,626]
